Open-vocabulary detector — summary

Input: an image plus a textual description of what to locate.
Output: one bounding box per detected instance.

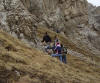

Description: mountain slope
[0,0,100,83]
[0,29,100,83]
[37,27,100,65]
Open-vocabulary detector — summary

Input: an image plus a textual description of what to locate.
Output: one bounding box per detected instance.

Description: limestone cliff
[0,0,88,33]
[0,0,89,49]
[0,0,39,47]
[0,0,100,55]
[88,4,100,50]
[21,0,88,32]
[88,5,100,33]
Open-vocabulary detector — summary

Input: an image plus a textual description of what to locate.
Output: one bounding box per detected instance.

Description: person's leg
[51,54,60,57]
[63,55,67,64]
[51,54,63,62]
[51,54,59,57]
[56,54,63,62]
[59,55,63,62]
[62,55,64,63]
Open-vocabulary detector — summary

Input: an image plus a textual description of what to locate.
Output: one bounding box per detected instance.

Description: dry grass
[0,29,100,83]
[37,27,100,65]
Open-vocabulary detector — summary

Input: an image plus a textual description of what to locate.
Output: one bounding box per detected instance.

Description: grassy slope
[37,27,100,65]
[0,29,100,83]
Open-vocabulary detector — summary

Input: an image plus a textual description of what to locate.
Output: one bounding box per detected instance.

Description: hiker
[42,32,52,52]
[51,35,59,53]
[55,42,62,54]
[61,44,67,64]
[51,42,63,62]
[42,32,51,43]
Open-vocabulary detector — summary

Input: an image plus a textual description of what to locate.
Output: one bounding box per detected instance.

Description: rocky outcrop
[0,0,100,53]
[88,5,100,32]
[20,0,88,32]
[0,0,39,47]
[0,0,89,50]
[88,4,100,50]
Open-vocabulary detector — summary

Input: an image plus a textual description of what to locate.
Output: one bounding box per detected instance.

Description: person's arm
[54,46,58,51]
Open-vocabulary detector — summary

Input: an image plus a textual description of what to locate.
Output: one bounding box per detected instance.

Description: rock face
[0,0,39,47]
[0,0,88,32]
[0,0,100,53]
[21,0,88,32]
[0,0,89,48]
[88,5,100,33]
[88,4,100,50]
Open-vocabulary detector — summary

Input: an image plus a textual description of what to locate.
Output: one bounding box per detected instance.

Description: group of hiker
[42,32,67,64]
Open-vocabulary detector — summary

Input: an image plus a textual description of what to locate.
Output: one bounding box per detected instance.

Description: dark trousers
[62,54,67,64]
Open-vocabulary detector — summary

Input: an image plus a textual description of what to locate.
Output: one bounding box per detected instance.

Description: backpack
[62,47,67,54]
